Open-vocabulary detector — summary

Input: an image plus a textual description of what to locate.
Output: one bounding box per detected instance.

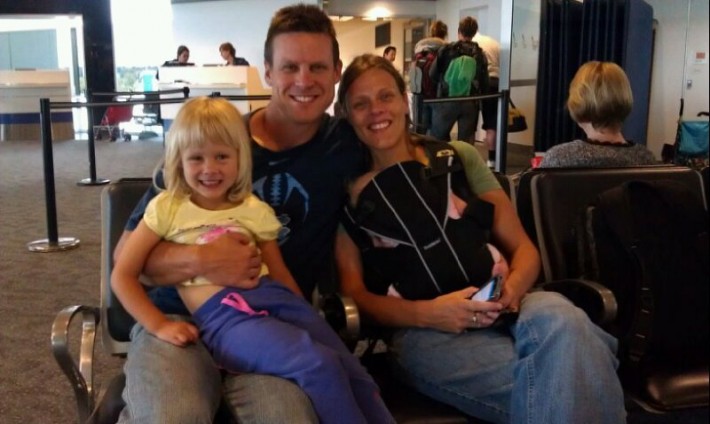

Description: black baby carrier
[342,140,496,300]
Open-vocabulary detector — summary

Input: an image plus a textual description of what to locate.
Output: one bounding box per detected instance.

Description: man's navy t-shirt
[124,114,364,314]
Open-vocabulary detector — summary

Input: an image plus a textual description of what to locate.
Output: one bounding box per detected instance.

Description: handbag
[508,99,528,133]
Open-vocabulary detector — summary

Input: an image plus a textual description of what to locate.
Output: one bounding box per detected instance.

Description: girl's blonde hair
[162,96,252,203]
[567,61,633,132]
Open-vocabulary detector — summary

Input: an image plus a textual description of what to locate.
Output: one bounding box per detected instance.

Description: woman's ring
[472,313,478,326]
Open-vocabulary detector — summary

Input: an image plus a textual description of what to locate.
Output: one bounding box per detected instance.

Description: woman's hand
[420,287,503,333]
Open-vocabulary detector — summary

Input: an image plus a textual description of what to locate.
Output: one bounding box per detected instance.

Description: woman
[163,45,191,66]
[219,42,250,66]
[334,54,626,424]
[539,61,657,168]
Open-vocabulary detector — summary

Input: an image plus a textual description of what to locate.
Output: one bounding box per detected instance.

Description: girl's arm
[258,239,304,298]
[335,229,501,334]
[111,221,198,346]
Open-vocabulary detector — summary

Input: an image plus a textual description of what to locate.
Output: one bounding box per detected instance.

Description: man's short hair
[458,17,478,39]
[264,4,340,66]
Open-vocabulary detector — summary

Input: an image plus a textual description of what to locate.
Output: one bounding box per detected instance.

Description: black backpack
[341,140,495,300]
[435,41,489,97]
[578,180,709,368]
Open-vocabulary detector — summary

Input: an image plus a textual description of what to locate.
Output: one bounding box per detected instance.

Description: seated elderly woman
[334,53,626,424]
[539,61,657,168]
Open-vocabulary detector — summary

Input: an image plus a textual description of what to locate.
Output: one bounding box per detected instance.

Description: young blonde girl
[112,97,393,424]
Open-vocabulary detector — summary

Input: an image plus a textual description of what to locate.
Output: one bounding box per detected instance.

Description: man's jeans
[389,291,625,424]
[117,315,318,424]
[429,100,480,143]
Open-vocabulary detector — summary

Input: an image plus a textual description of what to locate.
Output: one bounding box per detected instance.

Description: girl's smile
[181,141,239,210]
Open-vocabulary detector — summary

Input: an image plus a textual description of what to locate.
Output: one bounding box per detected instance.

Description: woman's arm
[335,229,502,333]
[259,239,304,298]
[111,221,198,346]
[478,189,541,311]
[114,229,262,288]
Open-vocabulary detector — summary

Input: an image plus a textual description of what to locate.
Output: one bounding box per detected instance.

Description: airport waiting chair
[51,178,474,423]
[516,166,709,414]
[52,178,148,423]
[493,171,516,210]
[52,178,246,423]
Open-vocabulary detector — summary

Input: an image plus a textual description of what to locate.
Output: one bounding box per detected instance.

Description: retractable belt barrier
[28,90,271,253]
[421,89,511,174]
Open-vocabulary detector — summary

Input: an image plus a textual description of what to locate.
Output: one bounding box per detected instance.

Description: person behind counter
[220,42,250,66]
[163,45,194,67]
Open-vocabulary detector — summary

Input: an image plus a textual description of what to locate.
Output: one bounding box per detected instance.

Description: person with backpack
[428,17,489,144]
[335,53,626,424]
[539,61,657,168]
[409,20,448,134]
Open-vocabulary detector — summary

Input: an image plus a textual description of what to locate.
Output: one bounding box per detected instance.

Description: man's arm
[115,230,262,287]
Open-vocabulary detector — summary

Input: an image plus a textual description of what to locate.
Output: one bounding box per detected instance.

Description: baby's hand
[154,321,199,347]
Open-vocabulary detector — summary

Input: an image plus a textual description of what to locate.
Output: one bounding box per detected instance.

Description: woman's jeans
[389,291,626,424]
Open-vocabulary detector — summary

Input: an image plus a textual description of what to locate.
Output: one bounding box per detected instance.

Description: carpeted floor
[0,137,165,424]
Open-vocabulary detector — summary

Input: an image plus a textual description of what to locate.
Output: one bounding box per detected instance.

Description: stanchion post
[77,91,110,186]
[496,89,510,174]
[27,98,80,252]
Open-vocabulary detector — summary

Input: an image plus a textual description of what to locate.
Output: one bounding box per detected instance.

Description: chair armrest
[86,374,127,424]
[539,279,618,326]
[319,293,361,347]
[51,305,100,424]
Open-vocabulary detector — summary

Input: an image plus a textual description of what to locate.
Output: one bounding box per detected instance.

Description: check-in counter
[0,70,74,141]
[157,66,271,129]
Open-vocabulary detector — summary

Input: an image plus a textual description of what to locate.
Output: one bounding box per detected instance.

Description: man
[473,31,501,167]
[383,45,397,63]
[429,17,488,144]
[115,4,363,423]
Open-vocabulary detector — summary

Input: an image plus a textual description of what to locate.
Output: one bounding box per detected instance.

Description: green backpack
[440,41,489,97]
[444,55,477,97]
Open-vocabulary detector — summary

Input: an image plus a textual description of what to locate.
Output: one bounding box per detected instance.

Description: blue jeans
[117,314,318,424]
[388,291,625,424]
[429,99,480,142]
[412,94,433,134]
[194,280,393,424]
